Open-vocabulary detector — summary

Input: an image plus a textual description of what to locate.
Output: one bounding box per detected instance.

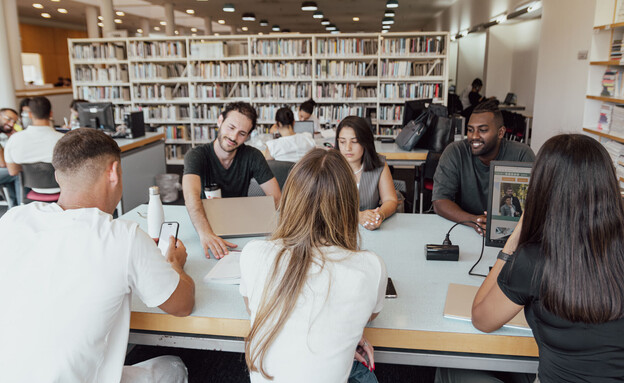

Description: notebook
[203,252,241,284]
[201,195,277,238]
[443,283,530,330]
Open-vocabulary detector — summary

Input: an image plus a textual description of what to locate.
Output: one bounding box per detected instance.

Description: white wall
[456,32,487,95]
[531,0,596,151]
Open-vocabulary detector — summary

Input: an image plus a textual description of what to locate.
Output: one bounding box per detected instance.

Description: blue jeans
[348,360,379,383]
[0,167,20,207]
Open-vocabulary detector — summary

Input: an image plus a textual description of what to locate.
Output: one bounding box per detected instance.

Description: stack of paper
[598,103,613,132]
[610,105,624,136]
[203,252,242,284]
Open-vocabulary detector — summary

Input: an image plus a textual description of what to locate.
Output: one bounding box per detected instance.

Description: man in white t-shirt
[0,128,195,383]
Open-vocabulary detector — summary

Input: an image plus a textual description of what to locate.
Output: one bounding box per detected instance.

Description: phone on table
[385,277,397,298]
[157,221,179,256]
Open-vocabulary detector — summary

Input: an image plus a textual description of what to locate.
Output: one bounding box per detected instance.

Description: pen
[227,249,242,252]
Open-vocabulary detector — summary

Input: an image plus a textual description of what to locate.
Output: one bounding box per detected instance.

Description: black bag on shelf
[396,111,429,151]
[415,104,454,152]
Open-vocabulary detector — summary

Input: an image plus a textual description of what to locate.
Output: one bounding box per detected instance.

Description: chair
[0,185,14,209]
[19,162,60,203]
[247,160,295,197]
[419,151,443,214]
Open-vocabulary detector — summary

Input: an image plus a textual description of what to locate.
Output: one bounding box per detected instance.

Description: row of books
[380,61,443,77]
[194,125,219,141]
[314,84,377,99]
[251,39,312,56]
[132,63,187,79]
[315,60,377,78]
[74,65,129,83]
[163,125,190,140]
[77,86,130,101]
[253,83,310,99]
[315,38,378,56]
[192,62,249,78]
[381,37,445,55]
[193,83,250,98]
[134,84,189,100]
[256,105,297,122]
[379,83,443,99]
[378,105,404,122]
[601,69,623,98]
[128,41,186,58]
[190,41,248,58]
[316,105,367,124]
[72,43,126,60]
[598,102,624,136]
[252,61,312,77]
[602,140,624,180]
[165,144,189,161]
[611,33,623,61]
[113,105,133,122]
[192,104,222,120]
[144,105,190,120]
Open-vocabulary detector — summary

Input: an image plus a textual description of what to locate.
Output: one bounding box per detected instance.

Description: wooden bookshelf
[590,60,623,66]
[583,127,624,144]
[594,21,624,30]
[586,95,624,103]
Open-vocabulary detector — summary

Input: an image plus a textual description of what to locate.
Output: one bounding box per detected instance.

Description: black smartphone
[385,277,397,298]
[157,221,179,256]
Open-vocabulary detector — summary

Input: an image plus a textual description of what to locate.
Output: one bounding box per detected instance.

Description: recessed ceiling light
[326,24,337,31]
[382,17,394,24]
[381,29,389,33]
[41,12,51,18]
[50,0,60,2]
[301,1,318,11]
[98,15,103,20]
[321,18,330,25]
[331,30,340,34]
[116,11,125,16]
[137,28,143,33]
[191,27,198,32]
[353,17,359,21]
[154,26,161,31]
[313,11,323,19]
[186,9,195,14]
[385,10,395,17]
[160,21,167,25]
[223,3,235,12]
[57,8,68,13]
[259,19,268,26]
[98,22,103,27]
[192,33,197,36]
[258,32,263,35]
[218,19,225,24]
[382,25,391,29]
[175,30,179,34]
[242,12,255,21]
[272,25,280,31]
[386,0,398,8]
[242,26,248,31]
[33,3,44,9]
[114,19,122,24]
[215,32,220,36]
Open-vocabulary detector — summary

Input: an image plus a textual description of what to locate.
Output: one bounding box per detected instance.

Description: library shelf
[72,59,128,65]
[586,95,624,103]
[594,22,624,30]
[251,77,313,82]
[165,139,193,144]
[128,57,188,62]
[251,56,313,61]
[590,60,623,66]
[253,98,309,104]
[132,78,189,84]
[134,99,192,104]
[189,56,250,62]
[316,77,378,83]
[583,127,624,144]
[74,82,131,87]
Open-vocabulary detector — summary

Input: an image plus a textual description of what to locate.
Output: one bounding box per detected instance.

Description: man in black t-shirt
[183,102,281,259]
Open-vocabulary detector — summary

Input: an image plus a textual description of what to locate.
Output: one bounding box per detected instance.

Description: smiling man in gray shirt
[432,100,535,234]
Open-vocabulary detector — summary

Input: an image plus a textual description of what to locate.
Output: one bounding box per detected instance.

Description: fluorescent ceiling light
[331,30,340,34]
[386,0,398,8]
[242,26,248,31]
[242,13,256,21]
[114,18,122,23]
[175,30,179,35]
[301,2,318,11]
[259,19,268,26]
[98,15,103,20]
[326,24,337,31]
[382,25,391,29]
[154,26,161,31]
[215,33,220,36]
[381,29,389,33]
[137,28,143,33]
[382,17,394,24]
[160,21,167,25]
[33,3,43,9]
[313,11,323,19]
[321,19,330,25]
[353,17,359,21]
[116,11,125,16]
[191,27,198,32]
[385,10,395,17]
[258,32,263,35]
[272,25,280,31]
[50,0,59,2]
[223,3,235,12]
[41,12,51,18]
[186,9,195,14]
[218,19,226,24]
[57,8,67,13]
[98,22,103,27]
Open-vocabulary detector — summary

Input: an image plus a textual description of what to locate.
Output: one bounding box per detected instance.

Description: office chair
[20,162,60,203]
[247,160,295,197]
[419,151,443,214]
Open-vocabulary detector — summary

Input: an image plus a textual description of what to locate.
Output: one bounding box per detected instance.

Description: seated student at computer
[336,116,397,231]
[297,98,321,133]
[0,128,194,382]
[432,100,534,235]
[467,134,624,382]
[264,107,315,162]
[4,97,64,183]
[240,148,387,383]
[183,102,281,259]
[63,98,87,130]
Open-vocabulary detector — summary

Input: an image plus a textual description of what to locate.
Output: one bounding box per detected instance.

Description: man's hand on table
[200,232,237,259]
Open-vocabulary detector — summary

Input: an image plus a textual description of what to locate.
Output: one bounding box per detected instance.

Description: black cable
[444,220,488,278]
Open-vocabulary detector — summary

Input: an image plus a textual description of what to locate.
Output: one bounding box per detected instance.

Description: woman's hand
[359,208,383,230]
[502,215,523,255]
[354,336,375,372]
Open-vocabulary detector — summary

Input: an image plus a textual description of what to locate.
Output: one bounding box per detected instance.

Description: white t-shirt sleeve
[372,253,388,314]
[239,240,265,298]
[127,226,180,307]
[3,135,15,163]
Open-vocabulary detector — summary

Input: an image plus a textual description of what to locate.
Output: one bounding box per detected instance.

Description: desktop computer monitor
[78,102,115,132]
[402,98,432,127]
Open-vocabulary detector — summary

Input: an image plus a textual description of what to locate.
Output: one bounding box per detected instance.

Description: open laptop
[485,161,532,247]
[202,195,277,238]
[503,92,517,105]
[294,120,315,134]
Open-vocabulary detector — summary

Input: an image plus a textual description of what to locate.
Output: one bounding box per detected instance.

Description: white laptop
[202,195,278,238]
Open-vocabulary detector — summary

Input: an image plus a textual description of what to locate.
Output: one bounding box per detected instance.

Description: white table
[124,206,538,373]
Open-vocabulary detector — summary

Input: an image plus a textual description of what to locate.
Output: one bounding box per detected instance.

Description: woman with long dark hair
[335,116,398,230]
[471,134,624,382]
[240,148,387,382]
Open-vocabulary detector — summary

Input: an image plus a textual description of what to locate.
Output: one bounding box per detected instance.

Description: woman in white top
[336,116,398,231]
[264,107,315,162]
[240,148,387,383]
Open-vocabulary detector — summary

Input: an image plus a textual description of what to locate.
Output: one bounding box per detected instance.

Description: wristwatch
[497,250,513,262]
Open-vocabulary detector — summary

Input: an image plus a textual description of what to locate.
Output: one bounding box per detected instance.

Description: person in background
[335,116,398,231]
[432,100,534,235]
[183,102,281,259]
[264,107,315,162]
[445,134,624,383]
[240,148,387,383]
[64,99,87,130]
[0,128,195,382]
[0,108,21,206]
[297,98,321,133]
[18,98,31,130]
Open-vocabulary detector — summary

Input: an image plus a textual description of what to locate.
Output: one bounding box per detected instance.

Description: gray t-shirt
[432,139,535,215]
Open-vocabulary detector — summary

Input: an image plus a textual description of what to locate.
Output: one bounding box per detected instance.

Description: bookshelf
[69,32,448,164]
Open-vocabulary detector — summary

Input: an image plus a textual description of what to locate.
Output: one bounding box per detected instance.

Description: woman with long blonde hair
[239,148,387,382]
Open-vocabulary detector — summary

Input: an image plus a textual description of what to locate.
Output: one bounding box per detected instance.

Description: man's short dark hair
[472,78,483,88]
[53,128,121,175]
[221,102,257,132]
[472,99,503,128]
[28,97,52,120]
[19,98,31,113]
[0,108,18,116]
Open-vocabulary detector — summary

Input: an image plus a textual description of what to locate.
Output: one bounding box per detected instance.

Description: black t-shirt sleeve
[469,91,481,107]
[183,145,206,176]
[249,147,274,185]
[497,245,539,306]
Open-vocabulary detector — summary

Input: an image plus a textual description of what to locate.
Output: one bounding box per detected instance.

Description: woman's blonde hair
[245,148,360,379]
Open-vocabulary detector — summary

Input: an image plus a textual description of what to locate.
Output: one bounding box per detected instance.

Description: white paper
[203,252,241,284]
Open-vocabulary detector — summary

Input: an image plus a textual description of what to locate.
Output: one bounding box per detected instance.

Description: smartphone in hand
[157,222,179,256]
